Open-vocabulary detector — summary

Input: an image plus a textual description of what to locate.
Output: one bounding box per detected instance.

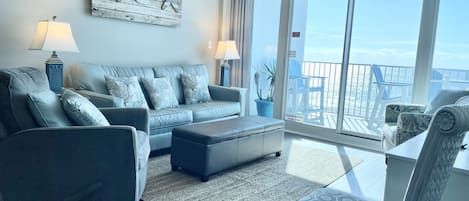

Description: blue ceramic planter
[255,99,274,117]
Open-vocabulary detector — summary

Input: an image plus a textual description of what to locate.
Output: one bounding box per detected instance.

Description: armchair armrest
[100,107,149,134]
[385,103,426,123]
[0,126,138,201]
[208,85,247,116]
[396,112,433,145]
[76,89,124,108]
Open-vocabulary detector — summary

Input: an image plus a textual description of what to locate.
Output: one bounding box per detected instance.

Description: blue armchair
[0,67,150,201]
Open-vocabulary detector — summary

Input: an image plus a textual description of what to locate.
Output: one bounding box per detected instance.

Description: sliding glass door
[430,0,469,96]
[281,0,427,144]
[285,0,347,131]
[343,0,422,139]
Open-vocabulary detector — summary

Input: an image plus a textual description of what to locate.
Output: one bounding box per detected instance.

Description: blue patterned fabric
[27,90,73,127]
[61,89,110,126]
[180,73,211,104]
[142,77,179,110]
[105,76,148,108]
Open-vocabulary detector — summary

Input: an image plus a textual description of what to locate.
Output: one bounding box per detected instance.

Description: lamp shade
[29,20,79,53]
[214,40,240,60]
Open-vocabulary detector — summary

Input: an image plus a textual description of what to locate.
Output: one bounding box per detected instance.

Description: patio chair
[287,59,325,124]
[299,103,469,201]
[368,64,412,125]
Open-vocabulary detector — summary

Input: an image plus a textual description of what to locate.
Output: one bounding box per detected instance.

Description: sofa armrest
[0,126,139,201]
[76,89,124,108]
[208,85,247,116]
[395,112,433,145]
[385,104,426,123]
[100,107,149,134]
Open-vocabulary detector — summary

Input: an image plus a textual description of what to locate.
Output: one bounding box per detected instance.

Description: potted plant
[254,61,276,117]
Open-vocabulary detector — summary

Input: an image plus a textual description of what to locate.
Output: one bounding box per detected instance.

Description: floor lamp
[29,16,80,93]
[214,40,240,87]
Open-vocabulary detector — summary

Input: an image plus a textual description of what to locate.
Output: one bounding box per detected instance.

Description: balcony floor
[286,112,382,138]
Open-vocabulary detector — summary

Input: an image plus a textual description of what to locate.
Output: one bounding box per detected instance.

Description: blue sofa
[71,63,246,151]
[0,67,150,201]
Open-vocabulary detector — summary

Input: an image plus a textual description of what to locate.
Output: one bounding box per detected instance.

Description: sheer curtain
[228,0,254,88]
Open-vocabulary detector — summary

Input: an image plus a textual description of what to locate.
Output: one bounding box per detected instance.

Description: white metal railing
[299,61,469,119]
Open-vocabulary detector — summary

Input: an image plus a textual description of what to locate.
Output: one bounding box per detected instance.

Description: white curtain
[229,0,254,88]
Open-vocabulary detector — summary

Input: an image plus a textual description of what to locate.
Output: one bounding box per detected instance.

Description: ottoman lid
[172,116,284,145]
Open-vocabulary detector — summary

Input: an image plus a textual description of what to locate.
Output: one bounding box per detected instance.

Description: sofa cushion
[0,67,49,134]
[27,90,73,127]
[424,89,469,114]
[180,73,211,104]
[62,89,110,126]
[180,101,240,122]
[105,76,148,108]
[152,66,185,104]
[148,108,193,130]
[153,65,210,104]
[142,77,179,110]
[71,63,155,95]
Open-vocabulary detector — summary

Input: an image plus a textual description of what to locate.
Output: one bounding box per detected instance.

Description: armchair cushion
[105,76,148,108]
[396,112,432,144]
[180,73,211,104]
[141,77,178,110]
[424,89,469,114]
[384,104,426,123]
[62,90,110,126]
[27,90,73,127]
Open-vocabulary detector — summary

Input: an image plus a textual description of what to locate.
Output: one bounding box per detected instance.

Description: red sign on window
[292,32,301,38]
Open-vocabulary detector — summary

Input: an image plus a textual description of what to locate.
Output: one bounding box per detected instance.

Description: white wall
[0,0,220,85]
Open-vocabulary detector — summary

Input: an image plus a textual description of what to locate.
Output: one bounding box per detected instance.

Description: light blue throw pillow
[27,90,73,127]
[105,76,148,108]
[61,89,110,126]
[180,73,211,104]
[142,77,179,110]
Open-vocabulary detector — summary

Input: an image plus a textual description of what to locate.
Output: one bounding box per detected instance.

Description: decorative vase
[255,99,274,117]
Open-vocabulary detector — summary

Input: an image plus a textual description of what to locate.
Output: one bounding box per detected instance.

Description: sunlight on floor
[284,140,363,185]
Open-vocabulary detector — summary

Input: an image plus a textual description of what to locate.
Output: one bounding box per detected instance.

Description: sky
[303,0,469,70]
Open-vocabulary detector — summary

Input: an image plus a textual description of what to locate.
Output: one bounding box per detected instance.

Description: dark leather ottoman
[171,116,284,182]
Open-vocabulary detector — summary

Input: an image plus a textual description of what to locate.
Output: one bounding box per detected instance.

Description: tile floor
[286,134,386,201]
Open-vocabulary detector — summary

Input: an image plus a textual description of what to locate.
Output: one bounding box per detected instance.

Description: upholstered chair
[299,104,469,201]
[382,89,469,150]
[0,67,150,201]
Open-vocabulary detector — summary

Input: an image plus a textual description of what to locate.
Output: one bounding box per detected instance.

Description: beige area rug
[142,141,363,201]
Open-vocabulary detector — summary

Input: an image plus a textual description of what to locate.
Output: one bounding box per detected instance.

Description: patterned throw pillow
[105,76,148,108]
[142,77,179,110]
[61,89,110,126]
[27,90,73,127]
[180,73,211,104]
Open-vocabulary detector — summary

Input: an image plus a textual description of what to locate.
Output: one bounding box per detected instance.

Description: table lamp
[214,40,240,86]
[29,16,79,93]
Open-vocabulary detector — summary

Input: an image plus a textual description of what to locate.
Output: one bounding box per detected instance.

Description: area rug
[142,141,363,201]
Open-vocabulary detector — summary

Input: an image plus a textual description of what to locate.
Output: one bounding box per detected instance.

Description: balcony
[285,61,469,137]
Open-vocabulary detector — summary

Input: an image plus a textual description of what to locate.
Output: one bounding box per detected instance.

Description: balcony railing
[298,61,469,120]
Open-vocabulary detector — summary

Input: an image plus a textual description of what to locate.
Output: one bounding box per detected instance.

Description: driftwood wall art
[91,0,182,26]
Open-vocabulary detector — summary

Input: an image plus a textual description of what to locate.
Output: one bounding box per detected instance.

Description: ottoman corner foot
[201,176,209,182]
[171,164,178,171]
[275,151,281,157]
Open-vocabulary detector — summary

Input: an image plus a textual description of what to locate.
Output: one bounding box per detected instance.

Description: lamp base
[220,62,230,87]
[45,51,64,93]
